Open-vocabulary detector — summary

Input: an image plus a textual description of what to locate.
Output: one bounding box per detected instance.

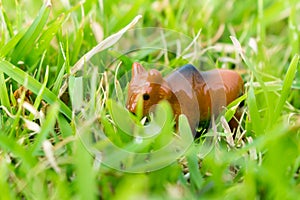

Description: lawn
[0,0,300,199]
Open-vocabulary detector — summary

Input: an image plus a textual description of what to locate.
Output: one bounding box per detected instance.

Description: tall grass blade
[75,139,97,200]
[11,1,52,64]
[0,7,14,37]
[0,163,14,199]
[247,81,263,135]
[0,72,10,111]
[273,54,299,121]
[186,146,203,191]
[29,65,49,120]
[0,29,26,58]
[28,13,65,67]
[288,0,299,56]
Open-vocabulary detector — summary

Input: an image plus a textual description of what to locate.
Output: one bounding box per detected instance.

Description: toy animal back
[126,62,244,133]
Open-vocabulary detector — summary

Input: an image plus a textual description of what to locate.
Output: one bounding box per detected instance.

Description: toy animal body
[126,62,244,133]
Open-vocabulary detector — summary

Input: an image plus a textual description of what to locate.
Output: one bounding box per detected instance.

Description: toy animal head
[126,62,172,116]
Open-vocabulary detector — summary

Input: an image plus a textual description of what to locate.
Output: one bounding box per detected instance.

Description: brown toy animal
[126,62,244,134]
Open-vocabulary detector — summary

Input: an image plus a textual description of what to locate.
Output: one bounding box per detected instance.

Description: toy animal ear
[132,62,146,77]
[148,69,164,84]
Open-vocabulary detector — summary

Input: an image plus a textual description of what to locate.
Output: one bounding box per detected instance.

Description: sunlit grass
[0,0,299,199]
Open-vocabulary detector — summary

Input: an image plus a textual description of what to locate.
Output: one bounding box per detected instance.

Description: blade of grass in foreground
[0,131,37,170]
[0,6,14,37]
[0,72,10,111]
[0,163,14,200]
[0,29,26,58]
[273,54,299,122]
[288,1,299,56]
[57,114,73,153]
[75,138,97,200]
[247,81,263,135]
[186,145,203,191]
[0,60,72,119]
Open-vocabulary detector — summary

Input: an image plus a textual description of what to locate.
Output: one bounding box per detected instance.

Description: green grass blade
[273,54,299,121]
[27,14,65,67]
[0,60,72,119]
[0,72,11,112]
[0,6,14,37]
[29,65,49,120]
[30,103,59,155]
[70,27,84,65]
[0,29,26,58]
[57,114,73,153]
[186,146,203,191]
[0,163,15,199]
[288,1,299,56]
[35,51,46,81]
[257,0,266,45]
[52,64,66,95]
[75,139,97,200]
[247,81,263,135]
[9,86,27,136]
[110,1,144,32]
[11,1,51,63]
[225,94,246,122]
[230,36,272,128]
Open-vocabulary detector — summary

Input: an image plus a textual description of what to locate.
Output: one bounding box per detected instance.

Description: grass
[0,0,300,199]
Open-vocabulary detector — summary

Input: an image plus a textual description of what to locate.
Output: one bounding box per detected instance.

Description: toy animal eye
[143,93,150,100]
